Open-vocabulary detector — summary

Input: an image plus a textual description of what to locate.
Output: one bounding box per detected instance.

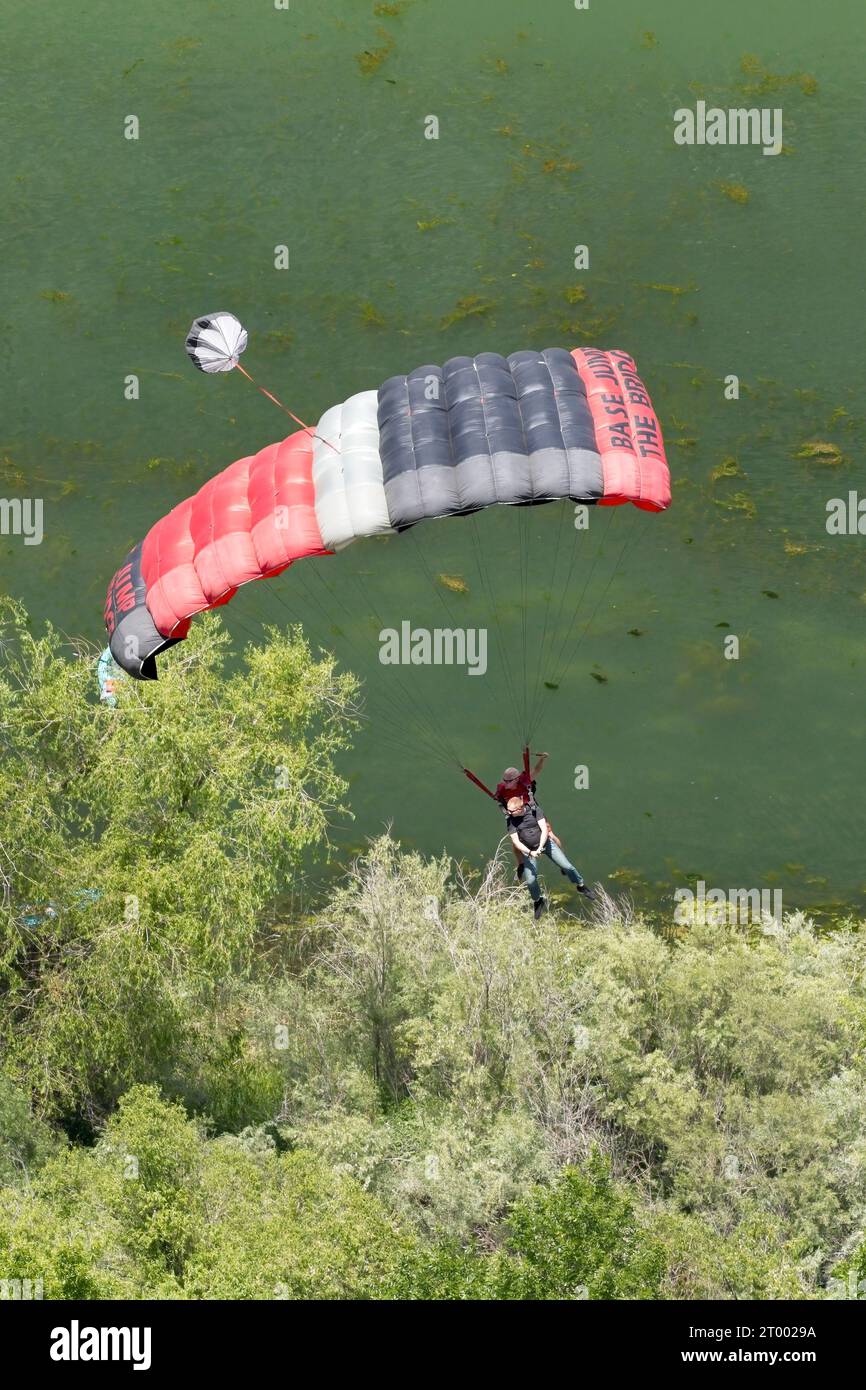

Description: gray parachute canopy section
[312,349,604,549]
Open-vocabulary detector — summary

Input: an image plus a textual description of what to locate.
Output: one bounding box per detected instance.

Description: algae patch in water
[710,456,744,482]
[643,282,694,297]
[719,182,750,204]
[437,574,469,595]
[609,866,643,888]
[541,158,580,176]
[416,216,455,232]
[356,28,395,76]
[164,36,201,57]
[440,294,497,329]
[737,53,817,99]
[714,492,756,519]
[358,301,386,328]
[795,439,845,466]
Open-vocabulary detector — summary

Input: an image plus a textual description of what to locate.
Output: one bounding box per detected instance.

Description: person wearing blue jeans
[505,796,594,919]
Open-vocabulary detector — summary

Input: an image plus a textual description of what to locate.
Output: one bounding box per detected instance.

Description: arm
[536,817,550,852]
[532,751,549,778]
[509,831,533,857]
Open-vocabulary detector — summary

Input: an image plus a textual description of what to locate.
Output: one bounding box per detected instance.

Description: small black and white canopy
[185,311,248,373]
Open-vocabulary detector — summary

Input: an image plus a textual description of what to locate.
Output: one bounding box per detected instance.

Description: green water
[2,0,864,913]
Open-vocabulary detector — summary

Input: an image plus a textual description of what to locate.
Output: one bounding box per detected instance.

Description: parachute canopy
[185,311,248,373]
[104,347,669,678]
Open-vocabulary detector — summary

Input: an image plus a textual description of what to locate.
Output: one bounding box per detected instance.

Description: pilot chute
[185,312,248,373]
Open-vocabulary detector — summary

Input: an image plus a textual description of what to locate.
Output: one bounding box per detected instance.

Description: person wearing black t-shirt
[505,795,594,919]
[496,753,561,880]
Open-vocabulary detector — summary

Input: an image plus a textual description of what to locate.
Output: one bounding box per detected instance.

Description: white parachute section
[185,312,248,373]
[312,391,392,550]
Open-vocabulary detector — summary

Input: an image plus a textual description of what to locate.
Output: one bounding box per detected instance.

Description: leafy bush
[0,599,357,1126]
[252,839,866,1295]
[0,1075,59,1183]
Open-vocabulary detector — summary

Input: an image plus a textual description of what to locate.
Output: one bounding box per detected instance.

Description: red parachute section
[572,349,669,511]
[141,432,329,640]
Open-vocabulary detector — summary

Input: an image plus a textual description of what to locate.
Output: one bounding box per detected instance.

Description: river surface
[2,0,863,914]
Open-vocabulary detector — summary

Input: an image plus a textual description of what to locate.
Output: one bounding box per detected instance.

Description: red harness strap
[464,748,531,802]
[462,767,498,801]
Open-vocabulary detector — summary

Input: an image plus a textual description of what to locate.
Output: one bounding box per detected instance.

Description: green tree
[0,1075,59,1183]
[0,598,357,1125]
[492,1154,666,1299]
[0,1086,414,1300]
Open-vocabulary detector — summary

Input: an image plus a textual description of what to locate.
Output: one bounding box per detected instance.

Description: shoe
[576,883,596,902]
[533,897,548,920]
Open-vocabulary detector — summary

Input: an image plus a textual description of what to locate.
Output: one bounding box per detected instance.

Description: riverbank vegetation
[1,603,864,1299]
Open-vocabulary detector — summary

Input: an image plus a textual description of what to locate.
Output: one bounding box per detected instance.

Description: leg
[544,840,585,887]
[521,854,542,903]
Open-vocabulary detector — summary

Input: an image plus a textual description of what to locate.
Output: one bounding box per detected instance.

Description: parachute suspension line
[216,602,274,657]
[534,504,619,715]
[277,568,454,772]
[524,497,570,742]
[341,561,466,768]
[402,525,499,757]
[517,504,532,743]
[569,508,644,665]
[401,526,512,784]
[249,564,425,753]
[404,527,542,790]
[404,526,469,635]
[542,506,645,712]
[525,502,615,737]
[281,564,456,771]
[234,364,340,455]
[403,523,504,745]
[355,709,460,771]
[467,513,525,746]
[301,554,463,770]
